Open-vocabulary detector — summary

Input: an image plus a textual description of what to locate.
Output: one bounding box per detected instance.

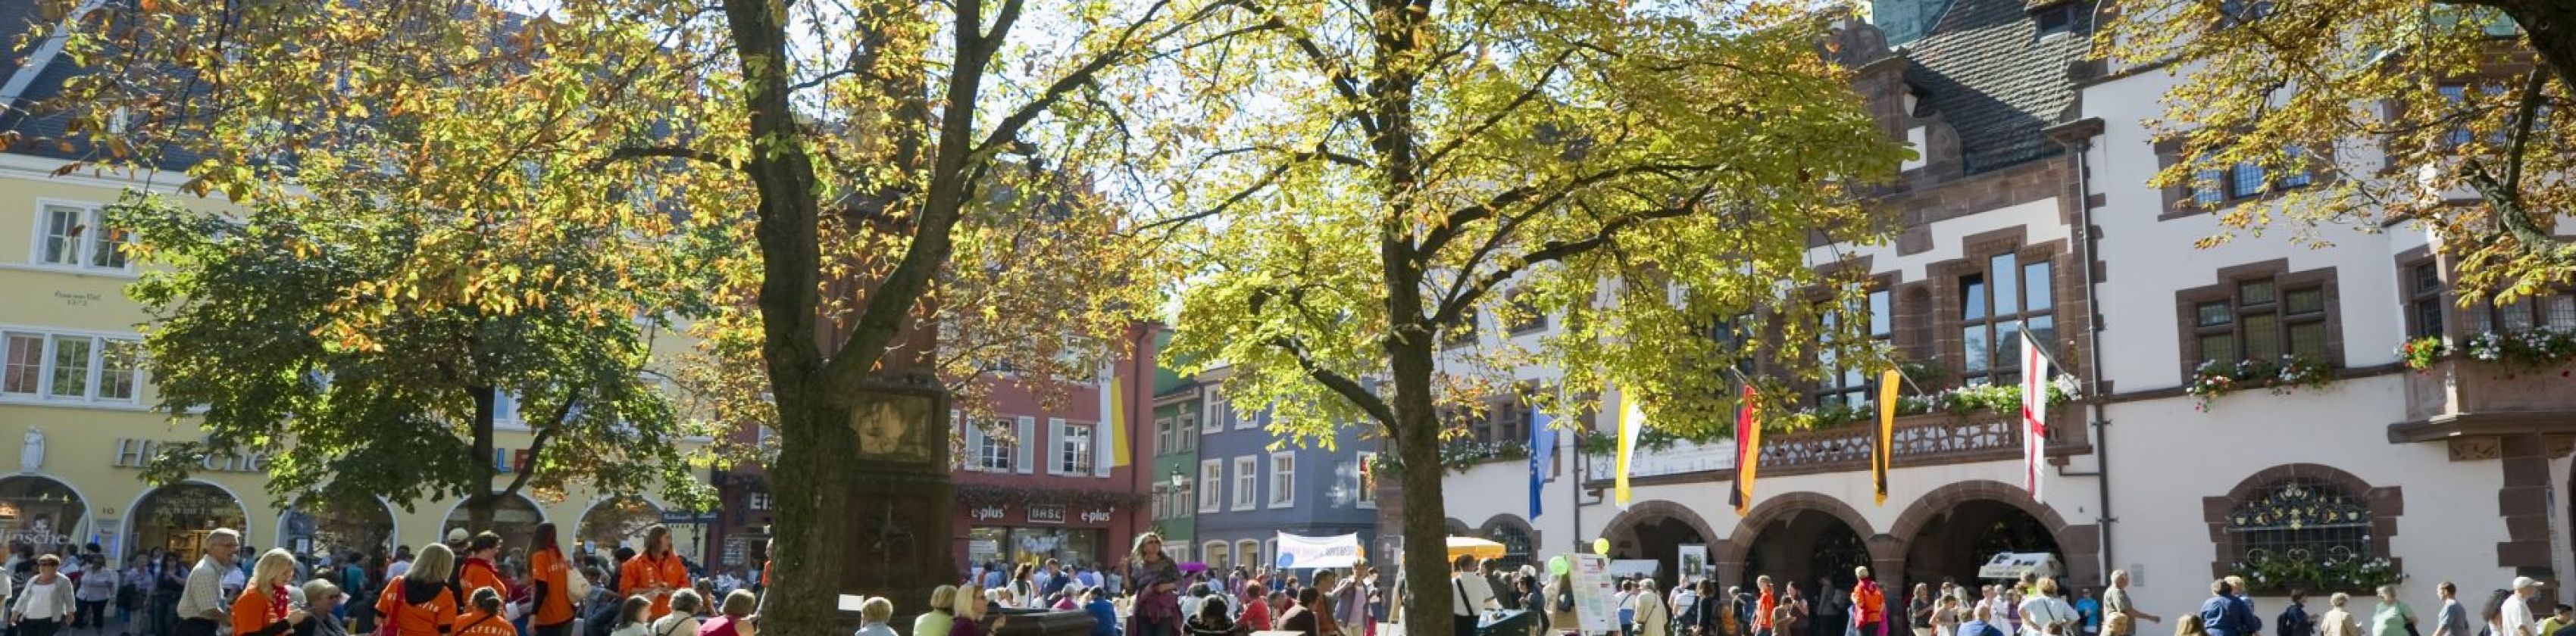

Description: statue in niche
[20,428,42,473]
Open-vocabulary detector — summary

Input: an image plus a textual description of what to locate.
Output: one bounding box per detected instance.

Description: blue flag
[1530,412,1555,519]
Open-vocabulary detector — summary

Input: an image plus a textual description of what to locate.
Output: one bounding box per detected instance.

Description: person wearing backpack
[1545,572,1579,636]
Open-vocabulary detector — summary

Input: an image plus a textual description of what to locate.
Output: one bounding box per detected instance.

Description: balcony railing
[1582,409,2075,482]
[2392,358,2576,441]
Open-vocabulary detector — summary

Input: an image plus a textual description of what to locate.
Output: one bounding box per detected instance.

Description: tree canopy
[2099,0,2574,303]
[1156,1,1906,631]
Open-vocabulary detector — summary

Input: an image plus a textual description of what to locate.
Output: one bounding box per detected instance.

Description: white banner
[1274,532,1362,569]
[1573,554,1619,633]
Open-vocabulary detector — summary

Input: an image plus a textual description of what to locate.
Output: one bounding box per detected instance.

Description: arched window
[2226,479,2387,592]
[1489,525,1534,572]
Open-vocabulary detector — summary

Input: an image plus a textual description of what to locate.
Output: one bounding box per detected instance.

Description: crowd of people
[1426,563,2571,636]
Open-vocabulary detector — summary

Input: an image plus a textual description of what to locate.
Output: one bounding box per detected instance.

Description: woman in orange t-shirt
[458,532,511,605]
[530,523,577,636]
[230,550,311,636]
[376,544,461,636]
[619,525,691,619]
[455,588,518,636]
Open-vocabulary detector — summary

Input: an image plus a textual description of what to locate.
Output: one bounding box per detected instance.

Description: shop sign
[1027,504,1065,524]
[1080,508,1111,524]
[969,505,1008,522]
[112,439,266,472]
[658,510,720,525]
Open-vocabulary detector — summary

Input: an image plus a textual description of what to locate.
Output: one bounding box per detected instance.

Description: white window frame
[1203,541,1230,570]
[1357,451,1378,509]
[1198,460,1224,513]
[977,418,1018,472]
[1202,391,1224,434]
[1177,413,1199,451]
[1268,450,1296,508]
[1262,538,1280,569]
[1234,404,1257,430]
[27,200,133,273]
[1154,417,1174,457]
[1054,418,1094,475]
[0,328,142,405]
[1230,456,1258,511]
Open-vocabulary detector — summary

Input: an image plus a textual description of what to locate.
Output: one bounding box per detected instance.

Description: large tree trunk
[1390,381,1456,636]
[467,386,499,531]
[764,391,861,634]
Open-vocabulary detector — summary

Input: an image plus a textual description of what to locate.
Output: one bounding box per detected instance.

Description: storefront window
[130,483,245,562]
[968,528,1008,566]
[0,477,84,556]
[280,496,393,558]
[1005,528,1101,567]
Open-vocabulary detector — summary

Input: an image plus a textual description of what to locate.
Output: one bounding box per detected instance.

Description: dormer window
[2030,2,2079,36]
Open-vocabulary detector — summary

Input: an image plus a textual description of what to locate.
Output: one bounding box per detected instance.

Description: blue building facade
[1187,373,1381,575]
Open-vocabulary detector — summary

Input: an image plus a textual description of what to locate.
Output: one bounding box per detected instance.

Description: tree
[1155,3,1905,634]
[111,187,708,529]
[30,0,1208,631]
[2099,0,2573,302]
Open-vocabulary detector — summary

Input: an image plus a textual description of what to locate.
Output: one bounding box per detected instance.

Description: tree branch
[496,387,581,500]
[1276,336,1397,427]
[1433,183,1715,329]
[593,146,739,171]
[2503,67,2547,194]
[1418,161,1721,257]
[789,67,862,92]
[1129,147,1371,236]
[1418,47,1575,170]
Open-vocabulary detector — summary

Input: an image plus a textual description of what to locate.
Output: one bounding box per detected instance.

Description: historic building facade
[1148,327,1203,563]
[948,326,1160,573]
[1437,0,2562,625]
[1188,366,1383,574]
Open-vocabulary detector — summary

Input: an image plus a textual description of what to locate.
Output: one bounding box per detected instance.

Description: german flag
[1729,384,1762,515]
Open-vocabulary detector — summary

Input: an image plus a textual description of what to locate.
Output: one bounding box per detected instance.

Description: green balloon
[1593,538,1610,555]
[1548,556,1571,577]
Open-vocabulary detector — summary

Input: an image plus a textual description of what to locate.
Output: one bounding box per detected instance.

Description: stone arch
[1601,500,1721,591]
[1722,492,1888,596]
[2206,463,2400,592]
[1890,479,2097,588]
[1475,513,1541,570]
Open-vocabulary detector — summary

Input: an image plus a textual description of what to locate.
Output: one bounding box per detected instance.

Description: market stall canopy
[1447,536,1507,560]
[1277,532,1364,569]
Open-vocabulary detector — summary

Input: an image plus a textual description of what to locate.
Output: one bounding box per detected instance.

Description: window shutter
[1093,419,1114,477]
[958,412,981,472]
[1014,416,1036,473]
[1046,417,1069,475]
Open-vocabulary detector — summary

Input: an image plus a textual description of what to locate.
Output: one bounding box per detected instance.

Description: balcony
[1580,409,2088,487]
[2388,358,2576,442]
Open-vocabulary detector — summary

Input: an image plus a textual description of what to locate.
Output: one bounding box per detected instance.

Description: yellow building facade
[0,153,716,567]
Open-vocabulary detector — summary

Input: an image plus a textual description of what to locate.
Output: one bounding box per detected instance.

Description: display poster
[1572,553,1619,633]
[1677,544,1708,584]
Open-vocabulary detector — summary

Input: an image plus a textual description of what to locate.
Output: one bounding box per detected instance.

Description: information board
[1571,553,1619,633]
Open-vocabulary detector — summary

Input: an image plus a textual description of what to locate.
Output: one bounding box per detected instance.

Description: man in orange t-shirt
[618,525,692,619]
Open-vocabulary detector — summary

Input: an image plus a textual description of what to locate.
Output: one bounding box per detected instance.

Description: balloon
[1592,538,1610,555]
[1548,556,1571,577]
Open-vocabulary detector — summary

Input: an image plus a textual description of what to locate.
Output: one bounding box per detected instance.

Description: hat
[445,528,470,544]
[2514,577,2546,590]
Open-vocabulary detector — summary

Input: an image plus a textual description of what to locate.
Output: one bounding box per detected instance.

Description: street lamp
[1168,467,1186,488]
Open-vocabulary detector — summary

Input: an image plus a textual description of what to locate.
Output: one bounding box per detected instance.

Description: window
[1505,291,1548,334]
[1268,451,1296,508]
[1203,391,1227,433]
[1199,460,1224,513]
[2032,3,2079,36]
[1237,540,1262,571]
[2468,293,2576,334]
[1443,306,1480,349]
[1177,480,1195,517]
[2404,263,2446,339]
[1358,452,1378,508]
[1056,419,1094,475]
[1231,456,1258,510]
[2179,148,2320,211]
[1155,417,1174,457]
[1164,545,1189,565]
[1177,414,1199,451]
[1151,486,1165,519]
[977,419,1018,472]
[2193,277,2330,365]
[33,203,129,270]
[1,332,141,402]
[1959,254,2055,386]
[1204,542,1230,571]
[1817,288,1894,407]
[2226,479,2373,591]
